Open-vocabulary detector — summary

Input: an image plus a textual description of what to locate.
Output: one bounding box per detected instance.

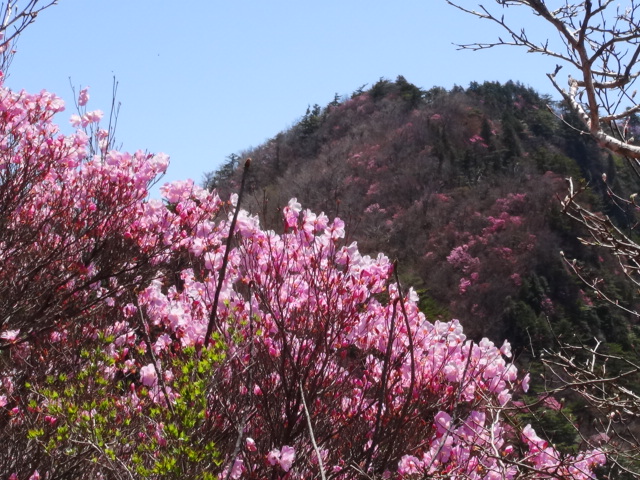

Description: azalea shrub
[0,80,607,479]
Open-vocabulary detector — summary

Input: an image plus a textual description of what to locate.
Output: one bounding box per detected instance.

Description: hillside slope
[205,77,639,355]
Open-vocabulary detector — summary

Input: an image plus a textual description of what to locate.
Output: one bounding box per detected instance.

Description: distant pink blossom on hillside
[469,134,489,148]
[366,182,380,196]
[495,193,527,212]
[365,203,383,214]
[447,245,480,273]
[459,277,472,294]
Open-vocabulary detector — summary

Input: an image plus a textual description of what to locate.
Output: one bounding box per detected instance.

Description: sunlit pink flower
[78,87,90,106]
[522,424,548,451]
[398,455,423,475]
[69,114,82,127]
[0,329,19,343]
[500,340,512,358]
[267,446,296,472]
[280,445,296,472]
[586,449,606,467]
[83,109,103,125]
[267,449,279,466]
[434,411,452,435]
[226,457,244,479]
[139,364,157,388]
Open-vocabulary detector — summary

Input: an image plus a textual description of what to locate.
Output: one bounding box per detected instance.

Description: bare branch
[0,1,58,73]
[448,0,640,160]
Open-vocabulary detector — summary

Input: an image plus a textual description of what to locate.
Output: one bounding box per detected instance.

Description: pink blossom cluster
[447,244,480,273]
[483,211,523,235]
[0,80,605,479]
[469,134,489,148]
[495,192,527,213]
[445,194,538,297]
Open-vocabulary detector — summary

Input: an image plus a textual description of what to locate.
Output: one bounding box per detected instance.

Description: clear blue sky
[5,0,560,198]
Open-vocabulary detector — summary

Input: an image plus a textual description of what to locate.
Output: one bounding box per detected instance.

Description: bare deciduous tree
[448,0,640,158]
[0,1,58,73]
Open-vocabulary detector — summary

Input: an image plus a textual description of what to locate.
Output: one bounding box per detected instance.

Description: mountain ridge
[204,76,639,354]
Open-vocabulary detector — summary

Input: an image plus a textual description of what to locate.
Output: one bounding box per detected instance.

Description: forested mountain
[205,76,639,358]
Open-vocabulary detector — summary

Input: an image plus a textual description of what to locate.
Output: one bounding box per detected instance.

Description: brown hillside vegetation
[206,77,640,353]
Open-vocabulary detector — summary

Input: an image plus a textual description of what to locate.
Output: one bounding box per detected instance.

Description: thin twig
[203,158,251,348]
[300,380,327,480]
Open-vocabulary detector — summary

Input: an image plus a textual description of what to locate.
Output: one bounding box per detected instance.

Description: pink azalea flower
[69,114,82,127]
[541,395,563,411]
[522,424,548,451]
[226,457,244,479]
[139,363,157,388]
[78,87,90,106]
[267,449,280,466]
[398,455,423,475]
[1,329,20,342]
[267,446,296,472]
[83,109,103,126]
[434,411,452,435]
[279,445,296,472]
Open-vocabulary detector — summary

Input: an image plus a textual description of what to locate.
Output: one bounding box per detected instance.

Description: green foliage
[351,83,368,98]
[203,153,240,191]
[502,297,552,351]
[300,104,322,137]
[29,338,225,478]
[424,86,447,104]
[500,110,523,160]
[532,147,582,176]
[395,75,425,108]
[370,77,393,101]
[416,288,451,321]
